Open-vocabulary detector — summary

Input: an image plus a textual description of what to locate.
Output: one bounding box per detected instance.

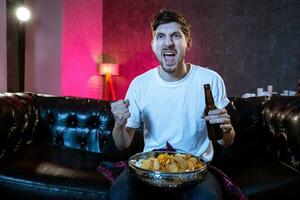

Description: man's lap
[107,169,222,200]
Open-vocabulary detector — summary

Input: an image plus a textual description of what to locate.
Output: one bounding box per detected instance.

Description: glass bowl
[128,151,207,188]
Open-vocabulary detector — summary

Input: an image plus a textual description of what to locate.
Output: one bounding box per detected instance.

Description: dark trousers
[107,170,222,200]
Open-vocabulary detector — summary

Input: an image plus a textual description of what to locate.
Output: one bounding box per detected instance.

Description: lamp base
[103,73,116,100]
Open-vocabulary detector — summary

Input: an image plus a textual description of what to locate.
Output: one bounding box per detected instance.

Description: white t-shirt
[125,64,229,161]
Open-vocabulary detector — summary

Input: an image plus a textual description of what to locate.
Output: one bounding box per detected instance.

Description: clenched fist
[111,99,131,128]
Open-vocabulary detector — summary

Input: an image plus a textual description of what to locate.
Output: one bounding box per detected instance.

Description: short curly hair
[151,9,191,41]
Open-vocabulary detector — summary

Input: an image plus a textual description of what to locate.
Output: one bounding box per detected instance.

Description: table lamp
[99,63,119,100]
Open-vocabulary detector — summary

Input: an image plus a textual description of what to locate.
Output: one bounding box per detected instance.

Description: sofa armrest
[0,93,38,162]
[277,98,300,170]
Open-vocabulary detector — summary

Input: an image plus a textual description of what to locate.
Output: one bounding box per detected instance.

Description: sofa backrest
[1,92,299,168]
[0,92,143,161]
[35,94,114,154]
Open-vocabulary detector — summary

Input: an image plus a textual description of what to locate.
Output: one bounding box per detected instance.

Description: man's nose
[164,36,174,46]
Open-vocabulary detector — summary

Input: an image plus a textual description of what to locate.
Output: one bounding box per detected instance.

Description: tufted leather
[35,95,115,153]
[278,98,300,170]
[0,93,38,162]
[261,97,300,170]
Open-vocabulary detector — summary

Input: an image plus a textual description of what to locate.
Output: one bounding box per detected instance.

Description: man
[108,9,235,200]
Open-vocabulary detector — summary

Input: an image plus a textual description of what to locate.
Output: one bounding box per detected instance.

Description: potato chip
[139,153,204,172]
[153,159,160,170]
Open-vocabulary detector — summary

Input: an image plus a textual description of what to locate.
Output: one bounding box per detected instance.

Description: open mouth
[163,51,176,65]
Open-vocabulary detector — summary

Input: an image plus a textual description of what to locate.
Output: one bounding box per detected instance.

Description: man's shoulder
[128,68,156,91]
[191,64,221,78]
[132,68,156,83]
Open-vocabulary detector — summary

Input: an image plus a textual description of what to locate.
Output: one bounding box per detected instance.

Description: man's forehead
[155,22,183,34]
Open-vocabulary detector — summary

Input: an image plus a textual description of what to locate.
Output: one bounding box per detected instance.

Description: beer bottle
[204,84,223,140]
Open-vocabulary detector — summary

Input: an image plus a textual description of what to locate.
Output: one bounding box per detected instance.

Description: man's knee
[107,170,136,200]
[184,172,222,200]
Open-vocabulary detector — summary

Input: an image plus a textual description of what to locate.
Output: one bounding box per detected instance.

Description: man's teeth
[164,53,175,56]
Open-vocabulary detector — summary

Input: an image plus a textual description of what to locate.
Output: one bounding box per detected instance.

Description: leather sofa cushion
[0,143,110,200]
[223,159,300,199]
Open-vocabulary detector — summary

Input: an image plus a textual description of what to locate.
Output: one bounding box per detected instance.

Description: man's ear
[187,38,192,51]
[151,40,154,52]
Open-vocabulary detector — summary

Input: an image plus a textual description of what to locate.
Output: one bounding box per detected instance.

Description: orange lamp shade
[99,63,119,75]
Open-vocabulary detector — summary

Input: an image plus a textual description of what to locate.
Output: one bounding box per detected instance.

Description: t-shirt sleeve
[124,79,141,129]
[212,73,230,109]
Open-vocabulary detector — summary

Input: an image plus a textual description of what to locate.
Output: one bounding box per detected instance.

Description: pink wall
[25,0,103,98]
[22,0,214,99]
[25,0,62,95]
[62,0,103,99]
[0,0,6,92]
[103,0,168,99]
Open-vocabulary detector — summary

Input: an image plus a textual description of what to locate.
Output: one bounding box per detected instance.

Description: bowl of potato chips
[128,151,207,188]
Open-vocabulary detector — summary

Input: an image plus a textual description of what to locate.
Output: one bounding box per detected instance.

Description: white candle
[257,88,264,96]
[267,85,273,96]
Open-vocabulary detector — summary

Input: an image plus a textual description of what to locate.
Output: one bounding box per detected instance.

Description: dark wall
[103,0,300,97]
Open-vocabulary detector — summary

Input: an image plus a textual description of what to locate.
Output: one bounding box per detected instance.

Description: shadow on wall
[98,53,117,64]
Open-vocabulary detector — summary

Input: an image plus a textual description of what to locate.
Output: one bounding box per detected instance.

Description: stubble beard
[159,55,185,74]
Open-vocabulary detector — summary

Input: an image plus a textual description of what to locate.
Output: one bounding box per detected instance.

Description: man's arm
[204,108,235,148]
[112,126,135,150]
[111,100,136,150]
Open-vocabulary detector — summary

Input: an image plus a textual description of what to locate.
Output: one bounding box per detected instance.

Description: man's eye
[157,34,164,39]
[173,33,181,39]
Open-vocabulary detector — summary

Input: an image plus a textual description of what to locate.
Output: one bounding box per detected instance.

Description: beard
[160,62,176,73]
[159,54,185,74]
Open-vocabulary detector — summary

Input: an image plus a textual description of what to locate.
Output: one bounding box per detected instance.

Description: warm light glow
[16,6,31,22]
[99,63,119,75]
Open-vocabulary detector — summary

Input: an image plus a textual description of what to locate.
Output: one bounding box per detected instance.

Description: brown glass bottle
[204,84,223,140]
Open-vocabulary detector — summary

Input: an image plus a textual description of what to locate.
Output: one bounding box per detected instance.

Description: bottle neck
[204,85,216,113]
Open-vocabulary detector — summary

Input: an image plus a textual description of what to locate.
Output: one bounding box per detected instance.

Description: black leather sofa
[0,92,299,200]
[211,96,300,199]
